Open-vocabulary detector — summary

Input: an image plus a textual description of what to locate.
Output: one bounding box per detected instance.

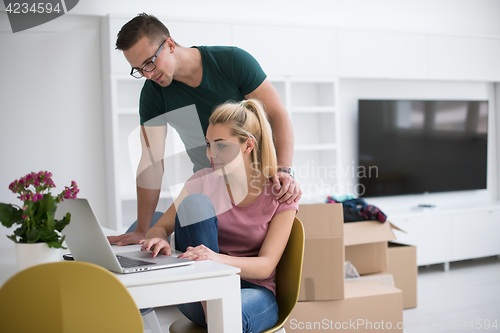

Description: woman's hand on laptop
[139,237,172,257]
[107,230,147,246]
[178,245,218,261]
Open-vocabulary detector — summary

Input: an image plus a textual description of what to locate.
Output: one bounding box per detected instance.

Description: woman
[139,99,298,333]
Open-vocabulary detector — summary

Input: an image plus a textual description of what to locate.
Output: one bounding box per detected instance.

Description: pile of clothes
[326,195,387,223]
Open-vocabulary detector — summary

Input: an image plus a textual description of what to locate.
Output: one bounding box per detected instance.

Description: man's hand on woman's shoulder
[271,172,302,204]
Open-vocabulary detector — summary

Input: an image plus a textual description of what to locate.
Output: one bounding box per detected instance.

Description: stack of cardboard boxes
[285,203,417,332]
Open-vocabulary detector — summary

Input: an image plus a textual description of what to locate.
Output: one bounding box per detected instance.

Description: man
[108,13,301,246]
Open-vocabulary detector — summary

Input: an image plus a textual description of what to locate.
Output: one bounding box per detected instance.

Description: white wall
[338,79,498,214]
[0,13,107,243]
[64,0,500,37]
[496,83,500,201]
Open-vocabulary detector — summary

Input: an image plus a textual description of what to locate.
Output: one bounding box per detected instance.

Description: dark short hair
[116,13,172,51]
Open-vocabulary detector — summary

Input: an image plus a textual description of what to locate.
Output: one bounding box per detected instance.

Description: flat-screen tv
[358,99,488,198]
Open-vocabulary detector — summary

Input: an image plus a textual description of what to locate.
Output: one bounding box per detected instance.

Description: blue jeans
[126,211,164,233]
[174,194,279,333]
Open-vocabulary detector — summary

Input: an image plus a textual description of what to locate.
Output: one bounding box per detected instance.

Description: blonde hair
[209,99,277,178]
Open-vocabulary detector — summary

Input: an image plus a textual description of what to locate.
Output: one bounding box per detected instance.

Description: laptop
[56,198,193,274]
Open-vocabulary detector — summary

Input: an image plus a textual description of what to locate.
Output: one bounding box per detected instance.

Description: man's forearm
[136,186,161,233]
[271,112,294,167]
[135,158,164,233]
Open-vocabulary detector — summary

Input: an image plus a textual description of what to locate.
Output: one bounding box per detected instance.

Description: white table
[0,242,243,333]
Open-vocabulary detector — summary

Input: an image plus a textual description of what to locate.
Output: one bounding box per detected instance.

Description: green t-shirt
[139,46,267,170]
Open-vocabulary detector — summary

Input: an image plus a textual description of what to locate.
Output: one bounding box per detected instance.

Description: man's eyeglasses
[130,39,166,79]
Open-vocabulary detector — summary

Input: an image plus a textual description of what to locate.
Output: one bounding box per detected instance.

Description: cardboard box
[344,221,401,275]
[388,242,418,309]
[285,280,403,332]
[296,203,344,301]
[345,271,395,288]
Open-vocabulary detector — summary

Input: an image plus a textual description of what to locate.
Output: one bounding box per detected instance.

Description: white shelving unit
[270,77,341,203]
[104,75,342,230]
[102,73,341,231]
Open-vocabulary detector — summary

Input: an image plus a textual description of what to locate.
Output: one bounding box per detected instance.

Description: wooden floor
[146,256,500,333]
[403,256,500,333]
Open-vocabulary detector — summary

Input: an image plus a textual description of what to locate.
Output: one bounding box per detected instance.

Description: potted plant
[0,171,79,270]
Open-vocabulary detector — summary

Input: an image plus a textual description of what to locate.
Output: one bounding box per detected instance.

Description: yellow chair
[0,261,143,333]
[169,217,305,333]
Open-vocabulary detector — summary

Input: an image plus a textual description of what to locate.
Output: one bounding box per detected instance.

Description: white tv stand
[386,201,500,270]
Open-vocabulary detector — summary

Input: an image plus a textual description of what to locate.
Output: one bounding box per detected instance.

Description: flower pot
[15,242,61,271]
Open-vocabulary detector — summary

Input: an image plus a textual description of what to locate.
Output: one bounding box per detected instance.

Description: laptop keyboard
[116,255,157,268]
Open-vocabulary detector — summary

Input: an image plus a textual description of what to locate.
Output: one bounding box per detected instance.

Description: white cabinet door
[232,24,337,77]
[338,30,428,79]
[428,35,500,81]
[451,210,500,261]
[391,215,452,266]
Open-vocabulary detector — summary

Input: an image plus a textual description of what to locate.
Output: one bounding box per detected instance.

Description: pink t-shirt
[185,168,298,294]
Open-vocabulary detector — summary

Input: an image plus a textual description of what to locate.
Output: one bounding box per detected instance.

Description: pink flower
[30,172,38,179]
[11,171,78,210]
